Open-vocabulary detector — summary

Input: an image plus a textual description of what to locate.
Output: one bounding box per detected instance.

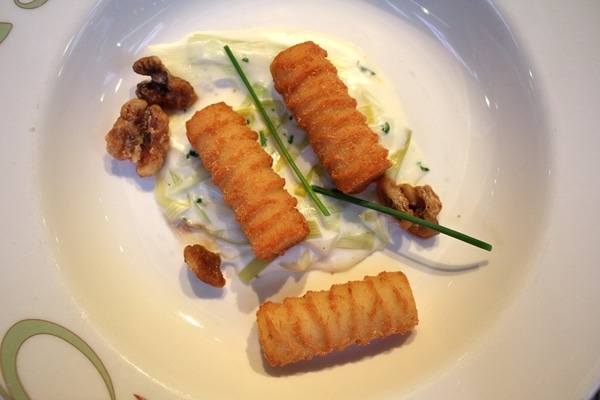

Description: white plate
[1,1,599,399]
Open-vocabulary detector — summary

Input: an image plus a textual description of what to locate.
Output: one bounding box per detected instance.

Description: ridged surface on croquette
[256,270,418,366]
[186,102,309,260]
[271,41,391,194]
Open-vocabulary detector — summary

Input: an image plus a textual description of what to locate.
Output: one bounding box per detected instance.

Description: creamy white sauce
[148,30,427,275]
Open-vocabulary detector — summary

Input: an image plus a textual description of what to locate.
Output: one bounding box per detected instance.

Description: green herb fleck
[358,62,376,76]
[259,130,267,147]
[241,56,249,63]
[186,149,199,159]
[195,198,203,204]
[381,122,390,134]
[417,161,430,172]
[287,134,294,144]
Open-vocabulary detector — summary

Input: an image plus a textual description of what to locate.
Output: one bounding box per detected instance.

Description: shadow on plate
[179,262,226,300]
[384,226,489,274]
[103,154,155,192]
[234,268,309,315]
[396,250,488,274]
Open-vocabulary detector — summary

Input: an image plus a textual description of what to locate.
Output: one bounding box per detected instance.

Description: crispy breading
[256,270,418,366]
[270,41,391,194]
[185,102,309,261]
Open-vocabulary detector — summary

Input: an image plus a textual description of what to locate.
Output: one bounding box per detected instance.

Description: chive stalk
[224,45,330,216]
[312,186,492,251]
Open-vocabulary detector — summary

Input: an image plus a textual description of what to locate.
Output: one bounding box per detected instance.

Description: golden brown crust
[270,41,391,194]
[185,102,309,261]
[256,270,418,366]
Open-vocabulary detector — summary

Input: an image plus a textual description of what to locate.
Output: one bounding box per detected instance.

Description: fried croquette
[256,270,418,366]
[271,41,391,194]
[185,102,309,261]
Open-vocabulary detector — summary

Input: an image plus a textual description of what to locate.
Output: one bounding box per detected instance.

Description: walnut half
[376,176,442,239]
[105,98,169,177]
[184,244,225,288]
[133,56,197,110]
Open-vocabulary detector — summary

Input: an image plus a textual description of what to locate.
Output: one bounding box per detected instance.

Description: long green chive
[224,45,330,216]
[312,186,492,251]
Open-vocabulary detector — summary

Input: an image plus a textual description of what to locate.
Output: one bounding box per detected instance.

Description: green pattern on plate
[0,23,12,44]
[13,0,48,10]
[0,319,115,400]
[1,0,48,45]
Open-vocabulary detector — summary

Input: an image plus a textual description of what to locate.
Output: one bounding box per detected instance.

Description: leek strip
[389,129,412,171]
[154,178,171,209]
[312,186,492,251]
[306,219,322,239]
[170,170,182,185]
[358,104,376,124]
[238,257,273,284]
[166,170,209,197]
[336,232,376,250]
[164,199,190,222]
[224,45,330,216]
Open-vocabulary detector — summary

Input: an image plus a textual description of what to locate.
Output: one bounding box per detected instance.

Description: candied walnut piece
[376,176,442,239]
[133,56,197,110]
[105,98,169,177]
[184,244,225,288]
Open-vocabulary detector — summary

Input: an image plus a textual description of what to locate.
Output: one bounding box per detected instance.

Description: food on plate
[133,55,198,110]
[256,270,418,366]
[270,41,391,194]
[376,176,442,238]
[183,244,225,288]
[98,29,494,375]
[98,31,491,372]
[105,98,170,177]
[106,56,198,177]
[148,31,435,276]
[185,101,310,261]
